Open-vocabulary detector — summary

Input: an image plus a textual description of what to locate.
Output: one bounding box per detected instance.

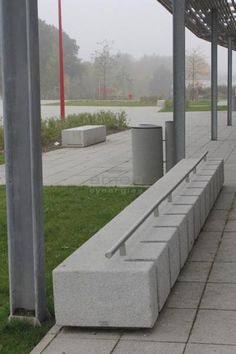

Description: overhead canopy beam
[0,0,47,324]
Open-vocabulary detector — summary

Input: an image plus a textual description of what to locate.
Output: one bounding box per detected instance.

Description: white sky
[38,0,232,78]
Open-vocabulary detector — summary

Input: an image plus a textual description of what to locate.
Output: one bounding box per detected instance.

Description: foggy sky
[38,0,231,77]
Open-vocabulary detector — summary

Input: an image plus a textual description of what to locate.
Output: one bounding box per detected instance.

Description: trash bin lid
[131,124,162,129]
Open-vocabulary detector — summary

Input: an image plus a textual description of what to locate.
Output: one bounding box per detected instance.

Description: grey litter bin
[132,124,163,185]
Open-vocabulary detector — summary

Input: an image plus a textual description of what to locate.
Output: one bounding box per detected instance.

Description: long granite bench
[53,154,224,328]
[62,125,106,147]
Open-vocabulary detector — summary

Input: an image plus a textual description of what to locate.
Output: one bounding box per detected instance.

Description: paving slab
[178,262,212,282]
[205,209,228,221]
[209,262,236,283]
[209,262,236,284]
[166,281,205,309]
[185,343,236,354]
[189,232,221,262]
[58,326,121,340]
[228,210,236,220]
[189,310,236,345]
[203,219,226,232]
[213,193,235,210]
[225,220,236,232]
[122,308,196,343]
[195,231,222,242]
[200,283,236,310]
[42,337,118,354]
[113,341,185,354]
[215,232,236,262]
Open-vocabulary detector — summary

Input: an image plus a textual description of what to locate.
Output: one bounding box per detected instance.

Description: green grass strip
[45,99,156,107]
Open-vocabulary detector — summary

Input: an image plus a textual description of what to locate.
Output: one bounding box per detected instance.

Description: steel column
[227,36,233,126]
[165,121,175,172]
[211,9,218,140]
[0,0,47,324]
[173,0,186,163]
[58,0,65,120]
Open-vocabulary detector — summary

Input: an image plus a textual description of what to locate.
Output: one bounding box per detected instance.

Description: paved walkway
[28,110,236,353]
[1,110,236,187]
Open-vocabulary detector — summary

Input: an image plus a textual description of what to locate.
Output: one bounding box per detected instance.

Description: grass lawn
[0,185,145,354]
[45,99,156,107]
[160,99,227,112]
[0,153,4,165]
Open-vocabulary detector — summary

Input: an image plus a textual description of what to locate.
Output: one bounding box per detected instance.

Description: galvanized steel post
[0,0,47,324]
[227,36,233,126]
[58,0,65,120]
[173,0,186,163]
[165,121,175,172]
[211,9,218,140]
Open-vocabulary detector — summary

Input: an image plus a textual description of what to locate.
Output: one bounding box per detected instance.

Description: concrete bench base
[54,260,158,328]
[53,158,224,328]
[62,125,106,147]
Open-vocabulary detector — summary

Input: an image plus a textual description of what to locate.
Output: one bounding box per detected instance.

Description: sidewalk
[1,111,235,187]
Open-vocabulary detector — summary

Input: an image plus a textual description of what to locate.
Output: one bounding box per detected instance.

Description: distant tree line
[0,20,231,101]
[0,20,226,101]
[37,20,176,100]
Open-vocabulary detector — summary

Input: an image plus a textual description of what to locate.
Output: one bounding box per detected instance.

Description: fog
[37,0,233,80]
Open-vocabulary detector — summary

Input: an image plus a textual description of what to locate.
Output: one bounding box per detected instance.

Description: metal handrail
[105,151,208,259]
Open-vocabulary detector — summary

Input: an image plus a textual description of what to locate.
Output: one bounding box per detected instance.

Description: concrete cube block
[173,196,201,239]
[62,125,106,147]
[187,181,211,218]
[192,175,215,208]
[180,189,206,228]
[152,215,188,268]
[53,260,158,328]
[203,161,224,191]
[125,243,171,309]
[141,227,180,287]
[202,167,220,194]
[191,179,212,213]
[197,170,218,204]
[164,204,195,251]
[207,160,224,186]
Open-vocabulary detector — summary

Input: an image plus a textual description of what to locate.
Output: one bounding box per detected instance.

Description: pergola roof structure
[158,0,236,49]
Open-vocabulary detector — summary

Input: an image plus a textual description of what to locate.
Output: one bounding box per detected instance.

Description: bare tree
[186,48,209,101]
[92,40,117,99]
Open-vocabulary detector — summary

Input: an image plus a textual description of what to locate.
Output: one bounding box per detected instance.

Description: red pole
[58,0,65,120]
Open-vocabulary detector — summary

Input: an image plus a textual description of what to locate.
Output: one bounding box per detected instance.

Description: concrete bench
[62,125,106,147]
[53,155,224,328]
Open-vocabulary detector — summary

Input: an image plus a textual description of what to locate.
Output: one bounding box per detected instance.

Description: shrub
[139,96,159,105]
[41,118,63,148]
[164,99,173,110]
